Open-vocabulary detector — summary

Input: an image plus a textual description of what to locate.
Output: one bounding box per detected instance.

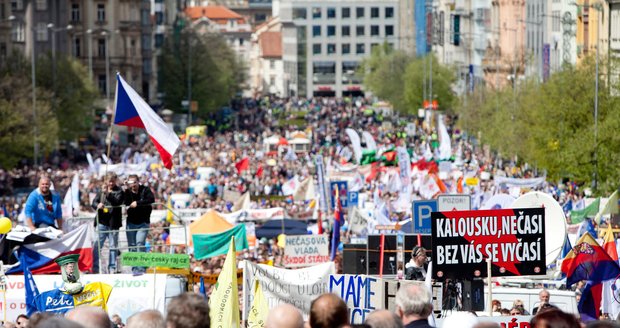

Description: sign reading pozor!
[431,208,545,279]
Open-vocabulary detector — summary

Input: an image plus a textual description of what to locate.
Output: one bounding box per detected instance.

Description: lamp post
[31,22,38,166]
[101,30,111,107]
[47,23,73,112]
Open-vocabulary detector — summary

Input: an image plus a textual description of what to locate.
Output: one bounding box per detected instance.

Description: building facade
[249,17,285,96]
[278,0,400,97]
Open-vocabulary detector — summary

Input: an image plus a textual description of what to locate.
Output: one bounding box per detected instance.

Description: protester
[111,315,124,328]
[31,317,84,328]
[265,304,304,328]
[123,174,154,275]
[405,246,428,281]
[364,310,403,328]
[441,312,479,328]
[15,315,28,328]
[532,289,557,315]
[24,176,62,231]
[309,293,349,328]
[530,308,580,328]
[394,285,433,328]
[92,172,124,274]
[65,306,112,328]
[166,293,210,328]
[126,310,165,328]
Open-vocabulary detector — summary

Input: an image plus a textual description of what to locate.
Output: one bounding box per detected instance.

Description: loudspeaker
[343,244,367,274]
[367,235,398,275]
[461,279,485,312]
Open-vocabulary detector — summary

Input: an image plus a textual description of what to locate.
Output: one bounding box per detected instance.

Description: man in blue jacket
[25,176,63,231]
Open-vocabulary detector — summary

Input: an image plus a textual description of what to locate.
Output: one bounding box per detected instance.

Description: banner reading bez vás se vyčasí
[431,207,545,279]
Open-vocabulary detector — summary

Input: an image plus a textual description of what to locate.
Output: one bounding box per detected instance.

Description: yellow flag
[72,282,113,311]
[166,197,175,224]
[209,236,240,328]
[247,280,269,328]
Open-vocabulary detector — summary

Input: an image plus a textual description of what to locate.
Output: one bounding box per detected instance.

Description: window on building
[327,43,336,54]
[270,59,275,69]
[0,3,4,19]
[293,8,307,19]
[97,3,105,22]
[371,7,379,18]
[270,76,275,86]
[371,25,379,36]
[36,0,46,10]
[312,25,321,37]
[327,7,336,18]
[239,38,244,46]
[142,35,151,50]
[342,25,350,36]
[385,7,394,18]
[312,7,321,19]
[371,43,379,51]
[385,25,394,36]
[552,10,561,32]
[327,25,335,36]
[131,38,137,56]
[356,7,364,18]
[11,0,23,11]
[388,43,394,50]
[11,22,25,42]
[143,58,152,75]
[155,33,164,48]
[313,43,321,54]
[141,9,149,25]
[356,43,365,54]
[98,74,106,95]
[342,7,350,18]
[71,3,80,22]
[0,42,5,59]
[98,38,106,58]
[356,25,364,36]
[313,61,336,84]
[73,37,81,57]
[36,22,48,41]
[342,43,350,54]
[155,12,164,24]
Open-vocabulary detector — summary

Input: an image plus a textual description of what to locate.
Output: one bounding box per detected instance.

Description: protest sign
[283,235,329,268]
[431,208,546,278]
[223,189,242,203]
[1,274,167,322]
[242,261,335,321]
[349,207,369,235]
[120,252,190,269]
[436,315,533,328]
[220,207,285,223]
[329,275,384,323]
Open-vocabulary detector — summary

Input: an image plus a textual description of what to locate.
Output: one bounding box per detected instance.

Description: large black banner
[431,208,545,279]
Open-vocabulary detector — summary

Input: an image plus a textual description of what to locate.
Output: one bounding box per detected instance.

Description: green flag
[193,224,248,260]
[570,198,600,224]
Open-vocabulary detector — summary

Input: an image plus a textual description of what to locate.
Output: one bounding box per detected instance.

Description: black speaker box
[342,244,367,274]
[461,279,485,312]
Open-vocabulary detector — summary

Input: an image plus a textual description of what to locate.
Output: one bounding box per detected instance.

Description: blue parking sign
[411,200,437,234]
[348,191,359,207]
[330,181,348,209]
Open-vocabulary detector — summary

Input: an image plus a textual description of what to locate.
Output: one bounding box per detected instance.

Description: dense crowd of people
[0,96,599,327]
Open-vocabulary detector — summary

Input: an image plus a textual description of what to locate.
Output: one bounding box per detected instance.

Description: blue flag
[23,255,40,316]
[560,237,573,260]
[578,219,598,239]
[199,277,206,299]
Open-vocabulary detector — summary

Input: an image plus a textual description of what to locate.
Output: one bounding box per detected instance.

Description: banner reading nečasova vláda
[431,208,545,279]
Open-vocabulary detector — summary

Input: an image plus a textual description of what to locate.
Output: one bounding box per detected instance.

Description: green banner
[571,198,600,224]
[193,224,248,260]
[120,252,190,268]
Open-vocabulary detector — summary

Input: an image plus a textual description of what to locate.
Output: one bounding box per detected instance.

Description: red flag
[256,165,264,178]
[317,209,323,235]
[235,158,250,174]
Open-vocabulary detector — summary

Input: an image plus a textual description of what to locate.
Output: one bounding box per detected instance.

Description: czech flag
[114,73,180,169]
[330,189,343,261]
[561,232,620,288]
[7,224,93,274]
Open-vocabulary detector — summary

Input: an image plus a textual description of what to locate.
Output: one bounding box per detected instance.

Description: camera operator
[405,246,428,281]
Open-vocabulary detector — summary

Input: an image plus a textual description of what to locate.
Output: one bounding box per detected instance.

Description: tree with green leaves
[159,28,245,118]
[0,51,58,168]
[403,55,457,113]
[360,43,413,113]
[36,55,98,141]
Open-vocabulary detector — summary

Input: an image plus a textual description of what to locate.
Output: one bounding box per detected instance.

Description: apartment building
[278,0,399,97]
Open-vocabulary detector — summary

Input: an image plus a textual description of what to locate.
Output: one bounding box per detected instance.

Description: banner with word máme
[431,208,545,278]
[242,261,335,321]
[283,235,329,268]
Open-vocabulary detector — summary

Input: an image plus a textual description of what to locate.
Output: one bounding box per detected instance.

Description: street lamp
[101,30,110,107]
[47,23,73,112]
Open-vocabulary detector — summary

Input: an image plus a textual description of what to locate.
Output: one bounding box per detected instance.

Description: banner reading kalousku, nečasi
[431,207,545,279]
